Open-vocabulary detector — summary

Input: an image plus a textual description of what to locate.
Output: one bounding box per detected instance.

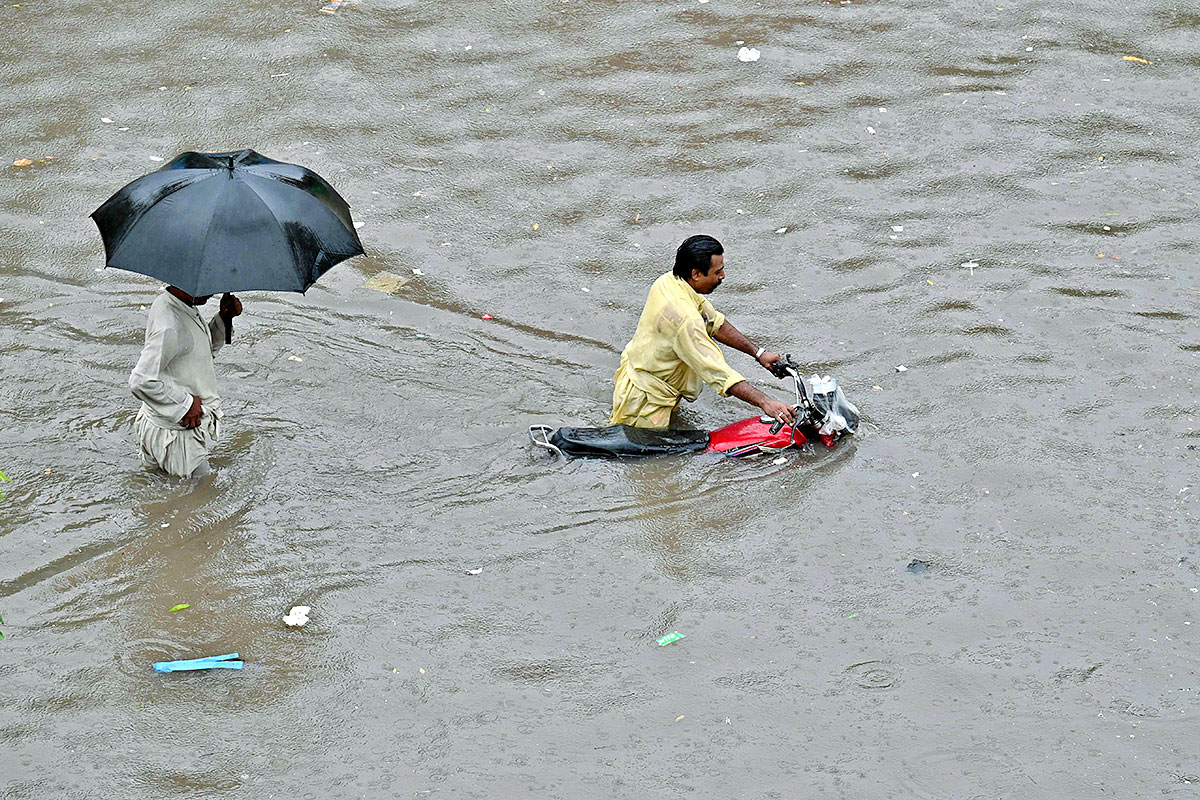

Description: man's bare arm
[714,320,782,372]
[727,380,797,426]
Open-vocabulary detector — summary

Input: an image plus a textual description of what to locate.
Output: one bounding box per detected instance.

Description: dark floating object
[906,559,932,574]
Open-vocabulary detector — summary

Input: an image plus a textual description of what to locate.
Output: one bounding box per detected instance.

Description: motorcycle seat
[549,425,710,458]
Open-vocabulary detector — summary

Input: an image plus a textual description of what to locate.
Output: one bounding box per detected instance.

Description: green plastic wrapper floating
[656,631,685,646]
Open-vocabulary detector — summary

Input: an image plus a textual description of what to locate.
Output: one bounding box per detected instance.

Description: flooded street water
[2,0,1198,796]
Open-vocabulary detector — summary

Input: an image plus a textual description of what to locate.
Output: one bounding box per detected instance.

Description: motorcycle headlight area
[807,375,860,436]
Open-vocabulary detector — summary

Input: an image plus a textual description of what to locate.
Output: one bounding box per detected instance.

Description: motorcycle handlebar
[768,355,801,379]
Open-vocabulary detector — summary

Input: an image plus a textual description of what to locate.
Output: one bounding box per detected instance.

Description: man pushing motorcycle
[610,235,798,430]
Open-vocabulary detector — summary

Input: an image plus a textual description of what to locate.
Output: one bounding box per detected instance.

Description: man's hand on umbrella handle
[180,395,203,429]
[759,398,797,427]
[220,293,243,320]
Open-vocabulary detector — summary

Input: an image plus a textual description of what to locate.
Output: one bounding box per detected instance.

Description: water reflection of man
[610,235,797,430]
[128,286,243,478]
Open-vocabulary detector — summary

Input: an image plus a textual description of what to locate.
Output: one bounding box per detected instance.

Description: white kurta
[129,290,227,477]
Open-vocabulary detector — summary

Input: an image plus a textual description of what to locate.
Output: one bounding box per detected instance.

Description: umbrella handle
[222,292,233,344]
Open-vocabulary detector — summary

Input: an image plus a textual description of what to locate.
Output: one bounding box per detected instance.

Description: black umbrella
[91,149,364,338]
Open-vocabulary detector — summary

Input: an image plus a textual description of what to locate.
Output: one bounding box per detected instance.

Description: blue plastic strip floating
[152,652,243,673]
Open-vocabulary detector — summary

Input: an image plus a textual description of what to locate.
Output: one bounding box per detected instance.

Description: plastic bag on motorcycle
[804,375,859,437]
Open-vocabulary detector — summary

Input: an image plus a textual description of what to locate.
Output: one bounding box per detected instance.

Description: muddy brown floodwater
[1,0,1198,797]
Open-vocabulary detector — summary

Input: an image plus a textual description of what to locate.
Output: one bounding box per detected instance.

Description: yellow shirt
[610,273,745,427]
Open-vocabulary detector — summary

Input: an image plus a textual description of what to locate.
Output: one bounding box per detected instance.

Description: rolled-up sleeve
[700,298,725,338]
[208,315,226,356]
[129,324,192,422]
[674,317,744,397]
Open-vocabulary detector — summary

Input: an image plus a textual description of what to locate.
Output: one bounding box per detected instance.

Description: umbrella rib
[239,175,310,288]
[100,174,202,263]
[193,178,231,295]
[244,173,360,257]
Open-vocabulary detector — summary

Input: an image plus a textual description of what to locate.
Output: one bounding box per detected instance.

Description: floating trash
[283,606,311,627]
[153,652,243,673]
[319,0,360,14]
[363,271,410,293]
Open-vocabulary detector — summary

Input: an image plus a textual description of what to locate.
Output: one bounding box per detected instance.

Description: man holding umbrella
[128,288,243,478]
[92,149,364,478]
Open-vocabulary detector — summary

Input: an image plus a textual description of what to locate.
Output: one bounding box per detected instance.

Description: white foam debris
[283,606,311,627]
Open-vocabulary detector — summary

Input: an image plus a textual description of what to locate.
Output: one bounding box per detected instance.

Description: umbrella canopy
[91,149,364,297]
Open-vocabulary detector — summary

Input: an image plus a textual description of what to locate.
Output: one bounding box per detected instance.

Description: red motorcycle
[529,359,859,459]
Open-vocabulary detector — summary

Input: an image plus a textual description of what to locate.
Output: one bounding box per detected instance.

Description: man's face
[690,254,725,294]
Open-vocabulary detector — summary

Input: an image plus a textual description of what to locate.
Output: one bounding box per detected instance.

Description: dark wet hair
[673,235,724,280]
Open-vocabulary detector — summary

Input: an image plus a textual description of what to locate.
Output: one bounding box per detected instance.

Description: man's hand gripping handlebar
[766,355,804,434]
